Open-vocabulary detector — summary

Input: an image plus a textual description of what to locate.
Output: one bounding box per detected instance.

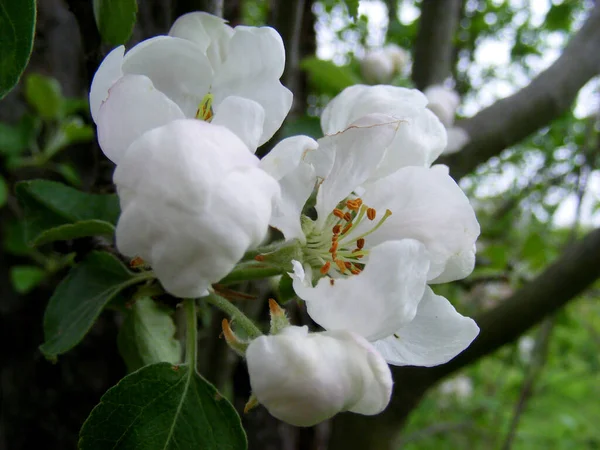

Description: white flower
[114,119,280,298]
[423,85,460,127]
[259,85,480,366]
[90,12,293,163]
[246,326,392,427]
[360,44,409,84]
[439,375,473,400]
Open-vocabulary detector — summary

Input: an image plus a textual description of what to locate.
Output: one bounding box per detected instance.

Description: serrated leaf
[0,0,36,99]
[10,264,46,294]
[301,57,361,95]
[40,251,145,359]
[93,0,138,45]
[24,73,63,120]
[79,362,247,450]
[117,298,181,372]
[16,179,119,245]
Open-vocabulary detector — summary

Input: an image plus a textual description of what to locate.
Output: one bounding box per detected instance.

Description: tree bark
[439,4,600,180]
[411,0,463,90]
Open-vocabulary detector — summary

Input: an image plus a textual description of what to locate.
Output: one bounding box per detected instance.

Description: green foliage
[0,0,36,99]
[79,362,247,450]
[342,0,359,20]
[39,251,146,359]
[10,264,46,294]
[24,73,63,120]
[301,57,361,95]
[93,0,138,45]
[117,298,181,372]
[16,180,119,246]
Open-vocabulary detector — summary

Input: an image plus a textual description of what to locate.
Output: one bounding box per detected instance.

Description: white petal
[122,36,213,117]
[374,287,479,367]
[321,85,427,135]
[168,12,232,54]
[246,326,392,426]
[314,113,400,226]
[89,46,124,122]
[260,135,319,180]
[96,74,185,164]
[429,245,476,284]
[260,136,319,241]
[359,165,480,280]
[291,240,430,341]
[321,85,446,170]
[213,26,292,144]
[114,119,278,298]
[211,96,265,152]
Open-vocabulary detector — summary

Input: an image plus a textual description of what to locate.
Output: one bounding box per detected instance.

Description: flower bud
[424,85,460,127]
[114,119,280,298]
[360,50,395,84]
[246,326,392,427]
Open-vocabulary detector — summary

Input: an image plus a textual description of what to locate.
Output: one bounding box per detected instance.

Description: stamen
[342,222,353,235]
[344,262,352,269]
[350,267,361,275]
[333,208,345,219]
[329,241,338,254]
[367,208,377,221]
[346,198,363,211]
[357,238,365,249]
[343,212,352,222]
[330,278,335,286]
[332,224,341,234]
[320,261,331,274]
[336,259,347,273]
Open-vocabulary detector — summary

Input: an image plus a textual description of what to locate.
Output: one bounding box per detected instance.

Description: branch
[411,0,463,90]
[439,4,600,180]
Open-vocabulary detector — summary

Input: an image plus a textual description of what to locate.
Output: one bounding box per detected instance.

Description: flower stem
[184,298,198,368]
[205,291,263,339]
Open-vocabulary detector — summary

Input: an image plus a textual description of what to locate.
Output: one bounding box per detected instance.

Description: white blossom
[260,85,480,367]
[246,326,392,427]
[90,12,292,163]
[114,119,279,298]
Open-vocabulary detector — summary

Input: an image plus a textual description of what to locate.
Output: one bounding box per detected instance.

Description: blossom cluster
[91,12,480,428]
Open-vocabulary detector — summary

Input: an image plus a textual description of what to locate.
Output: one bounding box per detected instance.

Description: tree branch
[439,4,600,180]
[411,0,463,90]
[329,226,600,450]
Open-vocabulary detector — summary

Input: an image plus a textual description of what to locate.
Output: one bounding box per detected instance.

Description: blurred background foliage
[1,0,599,449]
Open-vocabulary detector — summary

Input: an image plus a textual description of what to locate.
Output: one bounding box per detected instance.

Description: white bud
[246,326,392,427]
[383,44,409,73]
[424,85,460,127]
[360,50,395,84]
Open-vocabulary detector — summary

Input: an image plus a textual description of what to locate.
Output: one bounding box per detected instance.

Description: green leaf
[79,362,247,450]
[301,57,361,95]
[24,73,63,120]
[93,0,138,45]
[0,0,36,99]
[16,179,120,245]
[39,251,146,359]
[10,264,46,294]
[117,298,181,372]
[45,117,94,158]
[343,0,359,19]
[54,162,82,187]
[0,174,7,207]
[0,114,40,157]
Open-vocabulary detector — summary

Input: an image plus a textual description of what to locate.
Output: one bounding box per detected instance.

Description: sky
[314,0,600,228]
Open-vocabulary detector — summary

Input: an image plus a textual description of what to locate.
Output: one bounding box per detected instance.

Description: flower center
[304,197,392,279]
[195,93,214,121]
